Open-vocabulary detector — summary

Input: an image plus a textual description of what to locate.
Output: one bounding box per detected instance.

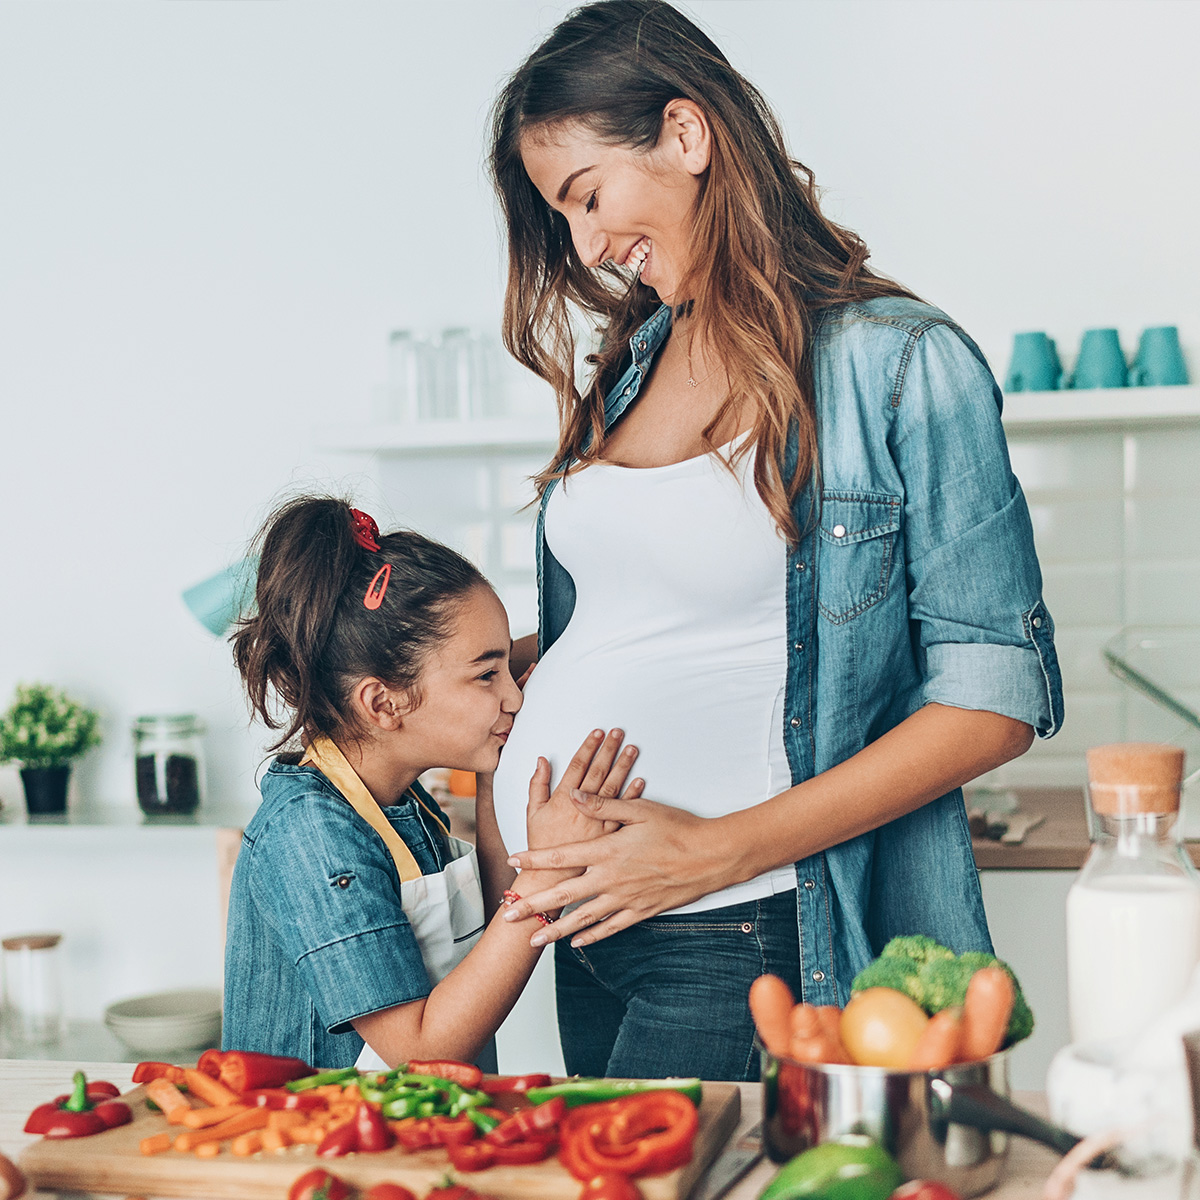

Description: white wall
[2,0,1198,1073]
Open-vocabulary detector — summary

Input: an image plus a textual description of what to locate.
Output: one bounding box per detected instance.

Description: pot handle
[928,1080,1116,1168]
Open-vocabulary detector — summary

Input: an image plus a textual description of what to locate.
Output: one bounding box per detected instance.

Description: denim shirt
[223,759,452,1068]
[535,296,1063,1004]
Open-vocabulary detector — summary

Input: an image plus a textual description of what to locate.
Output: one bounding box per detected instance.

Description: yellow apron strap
[300,734,429,886]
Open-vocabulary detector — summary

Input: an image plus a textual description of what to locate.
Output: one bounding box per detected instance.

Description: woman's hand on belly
[505,794,730,947]
[526,728,642,854]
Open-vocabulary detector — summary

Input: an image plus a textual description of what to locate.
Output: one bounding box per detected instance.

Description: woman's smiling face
[519,102,710,305]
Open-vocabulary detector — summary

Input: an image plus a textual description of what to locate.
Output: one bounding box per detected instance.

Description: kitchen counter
[1,1059,1065,1200]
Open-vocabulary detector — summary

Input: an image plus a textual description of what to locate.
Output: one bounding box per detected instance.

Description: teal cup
[1128,326,1189,387]
[1069,328,1127,390]
[1004,331,1062,392]
[182,556,259,636]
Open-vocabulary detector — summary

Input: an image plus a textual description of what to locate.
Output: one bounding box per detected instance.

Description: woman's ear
[354,678,407,732]
[661,98,711,176]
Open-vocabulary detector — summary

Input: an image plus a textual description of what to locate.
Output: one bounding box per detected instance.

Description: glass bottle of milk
[1067,742,1200,1045]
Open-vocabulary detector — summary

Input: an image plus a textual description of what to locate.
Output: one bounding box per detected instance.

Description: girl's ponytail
[232,496,485,751]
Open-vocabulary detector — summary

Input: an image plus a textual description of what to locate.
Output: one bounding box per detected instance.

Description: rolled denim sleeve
[248,793,431,1034]
[891,322,1063,737]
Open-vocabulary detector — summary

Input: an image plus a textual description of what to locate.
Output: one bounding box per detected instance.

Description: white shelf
[1002,385,1200,433]
[318,418,559,455]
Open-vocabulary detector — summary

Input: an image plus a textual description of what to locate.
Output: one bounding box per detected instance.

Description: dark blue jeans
[554,890,801,1082]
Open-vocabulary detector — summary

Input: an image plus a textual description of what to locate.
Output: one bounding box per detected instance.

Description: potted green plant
[0,683,101,816]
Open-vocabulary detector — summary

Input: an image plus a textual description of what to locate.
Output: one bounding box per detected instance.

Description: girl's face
[520,105,710,305]
[396,585,522,774]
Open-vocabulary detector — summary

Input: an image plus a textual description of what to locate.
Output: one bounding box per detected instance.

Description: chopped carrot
[180,1103,249,1129]
[288,1124,325,1144]
[182,1068,240,1108]
[230,1131,263,1156]
[311,1084,347,1100]
[194,1141,220,1158]
[139,1133,172,1156]
[261,1127,291,1153]
[144,1078,191,1123]
[267,1110,308,1131]
[173,1107,270,1152]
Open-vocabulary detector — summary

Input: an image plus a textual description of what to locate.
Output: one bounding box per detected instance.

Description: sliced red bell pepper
[25,1073,132,1140]
[558,1092,698,1181]
[218,1050,313,1094]
[354,1101,395,1153]
[581,1174,644,1200]
[447,1136,558,1171]
[478,1073,552,1095]
[426,1184,483,1200]
[402,1059,483,1089]
[389,1115,476,1149]
[195,1049,227,1079]
[484,1096,566,1145]
[131,1061,186,1086]
[244,1088,328,1111]
[287,1168,353,1200]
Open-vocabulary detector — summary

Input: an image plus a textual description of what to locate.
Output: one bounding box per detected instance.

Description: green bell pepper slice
[524,1076,703,1109]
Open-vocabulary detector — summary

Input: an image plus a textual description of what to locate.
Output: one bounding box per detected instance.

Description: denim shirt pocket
[817,491,902,624]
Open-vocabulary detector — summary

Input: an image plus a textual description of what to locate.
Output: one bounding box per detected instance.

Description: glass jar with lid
[132,714,206,815]
[2,932,63,1044]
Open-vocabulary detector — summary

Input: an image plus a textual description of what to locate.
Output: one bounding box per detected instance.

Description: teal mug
[1004,332,1062,392]
[1069,328,1127,390]
[183,556,259,636]
[1128,326,1189,387]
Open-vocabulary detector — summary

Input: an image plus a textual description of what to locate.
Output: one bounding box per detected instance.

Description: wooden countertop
[0,1059,1065,1200]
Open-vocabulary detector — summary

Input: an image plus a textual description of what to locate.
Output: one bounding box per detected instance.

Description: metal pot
[762,1046,1102,1198]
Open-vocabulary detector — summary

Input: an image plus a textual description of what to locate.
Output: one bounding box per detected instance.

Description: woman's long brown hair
[489,0,916,543]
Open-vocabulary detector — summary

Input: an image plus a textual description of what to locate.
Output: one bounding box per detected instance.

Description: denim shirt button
[790,717,801,729]
[794,641,805,653]
[795,561,806,572]
[803,878,816,890]
[638,340,647,351]
[335,876,351,889]
[1032,616,1043,628]
[832,524,846,538]
[811,970,826,983]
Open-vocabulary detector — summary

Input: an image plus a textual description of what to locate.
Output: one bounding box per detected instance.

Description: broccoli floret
[879,934,956,967]
[917,951,1035,1046]
[849,955,926,1009]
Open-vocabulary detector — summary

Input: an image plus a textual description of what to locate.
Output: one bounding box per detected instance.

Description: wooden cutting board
[20,1082,740,1200]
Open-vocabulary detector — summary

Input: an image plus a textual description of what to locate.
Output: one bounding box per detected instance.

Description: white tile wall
[989,421,1200,786]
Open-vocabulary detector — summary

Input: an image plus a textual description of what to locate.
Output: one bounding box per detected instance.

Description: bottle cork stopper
[1,932,61,952]
[1086,742,1185,814]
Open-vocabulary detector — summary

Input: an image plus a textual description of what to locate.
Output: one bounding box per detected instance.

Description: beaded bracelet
[502,888,555,927]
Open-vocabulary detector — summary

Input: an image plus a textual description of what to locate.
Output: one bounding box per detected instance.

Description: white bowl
[103,987,222,1054]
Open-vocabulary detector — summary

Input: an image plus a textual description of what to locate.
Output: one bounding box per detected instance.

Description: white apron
[299,736,486,1072]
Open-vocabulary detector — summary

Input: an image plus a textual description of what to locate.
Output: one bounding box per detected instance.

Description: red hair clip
[364,564,391,610]
[349,508,380,552]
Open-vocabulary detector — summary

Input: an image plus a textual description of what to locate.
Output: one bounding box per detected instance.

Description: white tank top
[491,438,798,913]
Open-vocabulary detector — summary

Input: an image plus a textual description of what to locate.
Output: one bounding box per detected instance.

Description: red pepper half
[24,1073,132,1140]
[131,1062,185,1086]
[479,1073,553,1095]
[402,1059,483,1089]
[218,1050,313,1094]
[362,1186,418,1200]
[195,1049,227,1079]
[354,1101,395,1153]
[287,1168,354,1200]
[316,1121,360,1159]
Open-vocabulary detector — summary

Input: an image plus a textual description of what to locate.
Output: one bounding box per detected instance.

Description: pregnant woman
[487,0,1062,1082]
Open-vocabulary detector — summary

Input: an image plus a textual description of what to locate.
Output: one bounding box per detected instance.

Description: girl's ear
[661,98,711,176]
[354,678,407,732]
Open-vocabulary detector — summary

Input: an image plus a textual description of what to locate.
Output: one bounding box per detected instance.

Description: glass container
[1067,742,1200,1045]
[133,714,206,815]
[2,932,63,1044]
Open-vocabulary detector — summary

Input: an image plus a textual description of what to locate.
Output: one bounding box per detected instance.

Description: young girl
[221,496,641,1069]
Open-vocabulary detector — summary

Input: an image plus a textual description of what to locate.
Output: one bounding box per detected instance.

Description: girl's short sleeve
[247,793,432,1033]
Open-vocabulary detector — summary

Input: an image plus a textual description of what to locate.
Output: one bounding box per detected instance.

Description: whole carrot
[960,967,1015,1061]
[908,1006,965,1070]
[749,974,795,1058]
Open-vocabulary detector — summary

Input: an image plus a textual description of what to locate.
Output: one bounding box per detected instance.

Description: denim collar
[628,303,673,368]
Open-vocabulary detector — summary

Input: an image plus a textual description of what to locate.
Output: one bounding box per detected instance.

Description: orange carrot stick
[261,1127,291,1152]
[267,1110,308,1131]
[182,1068,240,1108]
[194,1141,220,1158]
[144,1078,191,1123]
[180,1103,249,1129]
[908,1006,965,1070]
[288,1123,325,1144]
[139,1133,172,1156]
[749,974,794,1058]
[230,1131,263,1156]
[961,967,1014,1061]
[173,1107,270,1152]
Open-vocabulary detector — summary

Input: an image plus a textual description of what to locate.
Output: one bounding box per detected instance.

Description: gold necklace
[674,304,719,389]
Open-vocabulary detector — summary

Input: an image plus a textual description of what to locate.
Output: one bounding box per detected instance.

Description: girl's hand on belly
[526,728,643,854]
[504,795,730,947]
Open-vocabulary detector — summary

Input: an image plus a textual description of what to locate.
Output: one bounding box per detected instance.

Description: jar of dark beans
[132,715,206,815]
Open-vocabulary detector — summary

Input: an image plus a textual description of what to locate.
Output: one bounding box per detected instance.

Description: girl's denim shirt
[223,760,453,1067]
[535,296,1063,1004]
